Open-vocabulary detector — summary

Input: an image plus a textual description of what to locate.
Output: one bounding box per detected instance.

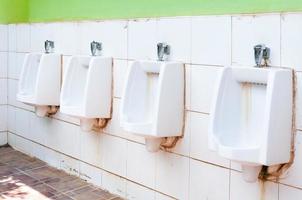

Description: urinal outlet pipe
[35,105,58,117]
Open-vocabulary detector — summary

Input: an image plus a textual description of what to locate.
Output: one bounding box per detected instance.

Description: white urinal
[209,66,293,182]
[120,60,184,152]
[17,53,62,117]
[60,56,112,131]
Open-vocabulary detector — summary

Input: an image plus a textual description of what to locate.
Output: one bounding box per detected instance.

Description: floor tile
[0,146,123,200]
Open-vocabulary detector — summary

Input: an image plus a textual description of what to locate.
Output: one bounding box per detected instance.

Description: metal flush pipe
[90,41,102,56]
[254,44,270,67]
[157,42,170,61]
[44,40,55,54]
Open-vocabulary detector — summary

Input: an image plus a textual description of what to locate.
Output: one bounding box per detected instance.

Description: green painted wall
[0,0,28,23]
[1,0,302,23]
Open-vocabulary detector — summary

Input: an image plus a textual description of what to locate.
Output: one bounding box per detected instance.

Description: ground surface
[0,145,122,200]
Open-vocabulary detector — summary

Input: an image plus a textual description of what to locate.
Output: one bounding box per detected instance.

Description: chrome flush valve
[254,44,270,67]
[90,41,102,56]
[157,42,170,61]
[44,40,55,54]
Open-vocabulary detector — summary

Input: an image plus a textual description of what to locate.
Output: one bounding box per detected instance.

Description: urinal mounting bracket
[91,41,102,56]
[254,44,270,67]
[45,40,55,54]
[157,42,170,61]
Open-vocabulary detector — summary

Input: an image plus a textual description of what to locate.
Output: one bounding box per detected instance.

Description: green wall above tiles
[1,0,302,23]
[0,0,28,23]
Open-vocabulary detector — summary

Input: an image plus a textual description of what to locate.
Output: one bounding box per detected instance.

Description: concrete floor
[0,145,123,200]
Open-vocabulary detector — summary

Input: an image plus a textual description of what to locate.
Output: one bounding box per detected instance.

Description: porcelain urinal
[209,66,293,182]
[120,60,184,152]
[60,56,112,131]
[17,53,62,117]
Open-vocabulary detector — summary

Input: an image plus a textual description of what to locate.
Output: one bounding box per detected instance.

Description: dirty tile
[67,185,115,200]
[0,164,19,177]
[0,147,119,200]
[45,176,88,193]
[26,166,70,182]
[52,194,74,200]
[5,157,46,171]
[0,146,15,156]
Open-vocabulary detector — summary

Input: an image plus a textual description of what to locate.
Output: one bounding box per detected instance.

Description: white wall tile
[189,112,230,167]
[0,25,8,51]
[54,22,79,55]
[0,52,7,78]
[0,79,7,104]
[8,24,16,52]
[0,106,7,131]
[126,142,156,188]
[232,14,281,67]
[102,171,127,198]
[16,24,31,52]
[7,132,16,147]
[101,134,127,176]
[128,19,157,60]
[30,23,56,52]
[14,134,33,155]
[59,154,80,176]
[30,142,47,161]
[230,171,278,200]
[192,16,231,66]
[189,159,229,200]
[7,105,16,133]
[281,14,302,70]
[113,59,128,98]
[279,184,302,200]
[155,151,189,199]
[42,147,61,169]
[189,65,222,113]
[45,119,80,158]
[29,113,51,145]
[126,181,155,200]
[79,129,102,167]
[156,17,191,63]
[78,21,127,58]
[8,52,16,79]
[155,193,176,200]
[79,161,102,186]
[296,72,302,130]
[0,131,7,145]
[15,108,30,138]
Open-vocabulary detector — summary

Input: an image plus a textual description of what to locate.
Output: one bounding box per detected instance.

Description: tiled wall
[2,13,302,199]
[0,25,8,145]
